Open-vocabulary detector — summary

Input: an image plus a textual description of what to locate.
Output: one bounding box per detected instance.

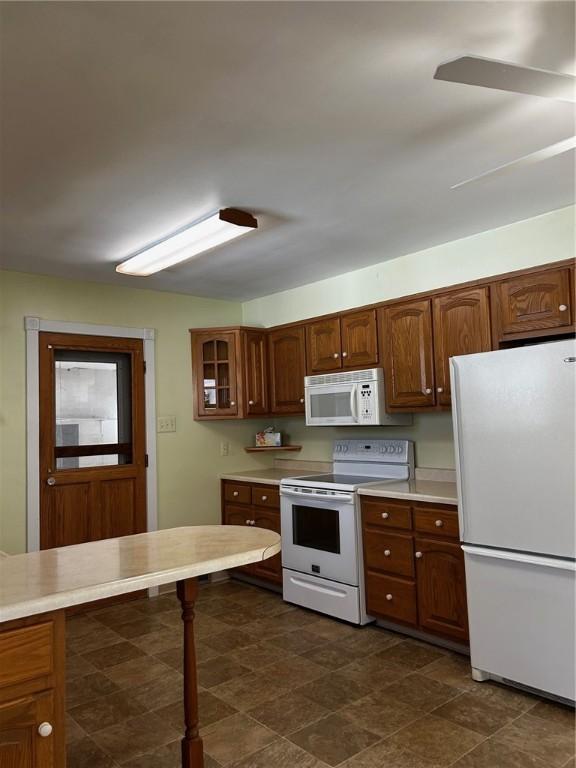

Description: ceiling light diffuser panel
[116,208,258,276]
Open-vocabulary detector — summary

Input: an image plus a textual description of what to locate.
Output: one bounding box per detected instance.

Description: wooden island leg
[177,578,204,768]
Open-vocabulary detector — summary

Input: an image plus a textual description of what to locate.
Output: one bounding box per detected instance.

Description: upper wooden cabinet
[341,310,379,368]
[492,267,573,341]
[191,327,269,419]
[268,326,306,414]
[243,330,268,416]
[190,261,572,419]
[432,287,492,406]
[307,310,378,373]
[380,300,435,408]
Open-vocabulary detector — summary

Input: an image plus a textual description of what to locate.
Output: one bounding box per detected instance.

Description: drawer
[251,486,280,509]
[223,483,252,505]
[364,530,414,578]
[362,498,412,531]
[365,572,417,626]
[414,505,459,539]
[0,621,53,689]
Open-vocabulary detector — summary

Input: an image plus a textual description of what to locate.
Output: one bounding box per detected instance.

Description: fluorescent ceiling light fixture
[116,208,258,276]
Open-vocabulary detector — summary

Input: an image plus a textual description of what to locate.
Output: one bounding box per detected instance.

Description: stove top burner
[295,474,387,486]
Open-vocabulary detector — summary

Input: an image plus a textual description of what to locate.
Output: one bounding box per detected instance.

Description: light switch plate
[157,415,176,433]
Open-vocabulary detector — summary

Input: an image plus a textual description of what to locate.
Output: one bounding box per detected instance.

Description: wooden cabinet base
[0,612,65,768]
[362,496,469,645]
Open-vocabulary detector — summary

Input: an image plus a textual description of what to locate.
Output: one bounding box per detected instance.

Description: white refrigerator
[450,339,575,703]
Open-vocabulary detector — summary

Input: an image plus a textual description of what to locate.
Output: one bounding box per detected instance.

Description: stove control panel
[333,439,413,465]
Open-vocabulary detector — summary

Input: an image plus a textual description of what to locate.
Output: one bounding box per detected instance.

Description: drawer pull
[261,495,268,502]
[299,398,305,404]
[233,491,239,497]
[381,512,389,519]
[559,304,568,312]
[248,400,254,406]
[38,722,53,738]
[230,401,236,406]
[384,549,391,557]
[385,594,393,601]
[415,551,423,559]
[435,519,444,528]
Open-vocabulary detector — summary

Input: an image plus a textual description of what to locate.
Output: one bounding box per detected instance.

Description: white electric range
[280,439,414,624]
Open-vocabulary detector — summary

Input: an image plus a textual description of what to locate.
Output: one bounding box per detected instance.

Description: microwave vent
[305,367,382,386]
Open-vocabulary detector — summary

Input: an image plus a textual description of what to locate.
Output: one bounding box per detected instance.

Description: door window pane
[54,350,132,469]
[292,505,341,554]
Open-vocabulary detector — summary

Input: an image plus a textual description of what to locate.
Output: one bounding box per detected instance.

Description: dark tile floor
[66,579,575,768]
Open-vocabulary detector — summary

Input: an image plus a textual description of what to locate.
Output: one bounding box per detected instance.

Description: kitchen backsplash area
[266,411,456,470]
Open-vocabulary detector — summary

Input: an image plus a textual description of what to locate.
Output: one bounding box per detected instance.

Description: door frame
[25,317,158,553]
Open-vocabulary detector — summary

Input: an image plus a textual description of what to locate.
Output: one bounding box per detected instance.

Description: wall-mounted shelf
[244,445,302,453]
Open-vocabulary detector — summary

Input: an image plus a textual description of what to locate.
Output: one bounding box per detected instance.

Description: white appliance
[304,368,412,427]
[281,439,414,624]
[451,339,576,703]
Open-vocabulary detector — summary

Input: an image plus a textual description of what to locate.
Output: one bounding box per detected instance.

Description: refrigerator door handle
[449,359,466,540]
[462,545,576,571]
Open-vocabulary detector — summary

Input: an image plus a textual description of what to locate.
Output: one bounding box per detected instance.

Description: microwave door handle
[350,384,359,422]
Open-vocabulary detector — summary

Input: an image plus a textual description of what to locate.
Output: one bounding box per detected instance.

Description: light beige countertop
[220,468,320,485]
[358,479,458,505]
[0,526,281,623]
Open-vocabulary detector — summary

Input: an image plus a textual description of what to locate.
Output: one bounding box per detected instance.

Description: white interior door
[451,340,576,558]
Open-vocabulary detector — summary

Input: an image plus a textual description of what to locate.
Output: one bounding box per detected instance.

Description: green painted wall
[242,205,575,473]
[0,271,270,554]
[243,206,575,327]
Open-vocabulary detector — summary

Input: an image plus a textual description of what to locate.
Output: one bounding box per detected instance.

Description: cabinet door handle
[437,387,443,393]
[46,477,56,486]
[435,519,444,528]
[385,594,393,601]
[425,388,432,395]
[333,352,340,359]
[299,398,305,404]
[384,549,391,557]
[415,551,423,559]
[248,400,254,405]
[381,512,389,519]
[38,722,53,738]
[251,520,256,526]
[230,401,236,406]
[245,519,251,525]
[233,491,239,497]
[342,351,348,358]
[559,304,568,311]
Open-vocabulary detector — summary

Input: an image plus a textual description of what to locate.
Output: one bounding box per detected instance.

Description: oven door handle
[288,575,349,597]
[280,488,355,504]
[350,384,359,422]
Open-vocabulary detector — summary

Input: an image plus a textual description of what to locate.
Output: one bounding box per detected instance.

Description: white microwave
[304,368,412,426]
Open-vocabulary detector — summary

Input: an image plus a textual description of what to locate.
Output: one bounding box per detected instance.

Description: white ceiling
[0,1,574,301]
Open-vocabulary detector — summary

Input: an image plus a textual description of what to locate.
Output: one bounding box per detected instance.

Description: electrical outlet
[157,415,176,433]
[220,441,230,457]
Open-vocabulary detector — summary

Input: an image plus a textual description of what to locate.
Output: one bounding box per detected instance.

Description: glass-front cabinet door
[193,331,239,417]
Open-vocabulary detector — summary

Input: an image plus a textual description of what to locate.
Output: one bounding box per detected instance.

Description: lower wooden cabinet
[0,613,65,768]
[221,481,282,585]
[415,537,468,643]
[0,691,56,768]
[362,496,468,644]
